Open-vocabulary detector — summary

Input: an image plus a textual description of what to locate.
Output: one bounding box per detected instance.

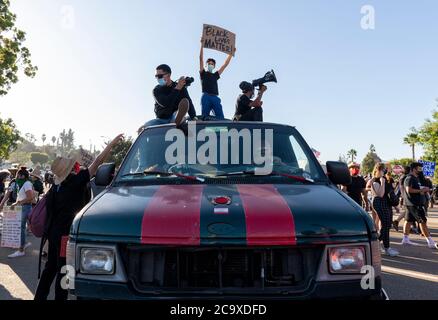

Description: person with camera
[199,39,236,120]
[139,64,197,132]
[233,82,267,122]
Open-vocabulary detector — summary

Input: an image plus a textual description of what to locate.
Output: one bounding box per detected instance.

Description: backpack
[33,179,44,195]
[8,179,18,204]
[28,196,47,238]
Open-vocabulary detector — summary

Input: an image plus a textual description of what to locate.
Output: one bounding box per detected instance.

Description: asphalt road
[1,208,437,300]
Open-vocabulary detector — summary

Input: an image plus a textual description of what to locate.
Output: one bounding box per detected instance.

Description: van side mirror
[326,161,352,185]
[95,163,116,187]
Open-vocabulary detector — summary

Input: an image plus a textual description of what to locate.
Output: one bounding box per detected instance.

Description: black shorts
[406,206,427,224]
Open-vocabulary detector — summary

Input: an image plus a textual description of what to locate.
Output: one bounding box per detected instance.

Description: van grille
[123,246,323,294]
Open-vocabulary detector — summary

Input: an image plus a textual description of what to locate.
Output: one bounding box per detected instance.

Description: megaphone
[252,70,277,88]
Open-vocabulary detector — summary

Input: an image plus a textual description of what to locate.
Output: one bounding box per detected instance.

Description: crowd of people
[342,161,437,257]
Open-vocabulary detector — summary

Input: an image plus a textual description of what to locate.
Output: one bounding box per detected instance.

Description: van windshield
[116,123,327,183]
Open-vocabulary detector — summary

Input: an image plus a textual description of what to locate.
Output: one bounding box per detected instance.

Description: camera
[184,77,194,87]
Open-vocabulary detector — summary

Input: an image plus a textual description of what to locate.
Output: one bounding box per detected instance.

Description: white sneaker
[384,248,400,257]
[380,244,386,254]
[401,238,418,246]
[427,242,438,250]
[8,250,25,258]
[24,242,32,250]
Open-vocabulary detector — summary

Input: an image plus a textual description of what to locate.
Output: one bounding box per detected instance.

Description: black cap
[239,81,254,93]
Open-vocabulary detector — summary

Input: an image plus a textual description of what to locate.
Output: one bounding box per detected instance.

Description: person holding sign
[233,81,267,122]
[199,38,236,120]
[0,168,35,258]
[402,162,438,250]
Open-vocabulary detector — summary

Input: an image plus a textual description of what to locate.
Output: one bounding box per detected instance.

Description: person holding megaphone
[233,70,277,122]
[233,81,267,122]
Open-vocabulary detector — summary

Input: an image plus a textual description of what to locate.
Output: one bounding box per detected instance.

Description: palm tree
[41,134,46,152]
[51,136,56,147]
[347,149,358,163]
[404,128,420,161]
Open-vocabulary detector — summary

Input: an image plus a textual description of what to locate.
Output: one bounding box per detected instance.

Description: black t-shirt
[46,169,91,237]
[372,177,391,198]
[200,70,220,96]
[235,94,252,116]
[404,174,421,206]
[153,82,196,119]
[346,175,366,205]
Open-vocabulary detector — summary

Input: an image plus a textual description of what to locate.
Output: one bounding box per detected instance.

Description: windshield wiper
[121,170,205,182]
[215,170,315,184]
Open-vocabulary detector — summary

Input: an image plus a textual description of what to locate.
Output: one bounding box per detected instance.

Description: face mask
[207,64,215,73]
[350,169,360,176]
[73,162,81,174]
[157,78,166,86]
[16,179,25,188]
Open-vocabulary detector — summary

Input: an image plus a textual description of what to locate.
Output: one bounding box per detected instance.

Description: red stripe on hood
[237,185,297,246]
[141,185,204,245]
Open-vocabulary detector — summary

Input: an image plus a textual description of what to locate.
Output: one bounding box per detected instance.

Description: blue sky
[1,0,437,163]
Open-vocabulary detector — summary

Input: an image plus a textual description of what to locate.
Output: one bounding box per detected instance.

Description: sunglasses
[155,73,168,79]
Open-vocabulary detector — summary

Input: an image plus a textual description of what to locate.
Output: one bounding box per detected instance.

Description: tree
[418,108,438,183]
[403,128,420,161]
[24,132,36,144]
[41,133,46,153]
[51,136,56,146]
[0,0,38,95]
[418,109,438,163]
[58,128,75,156]
[338,154,348,164]
[361,145,382,175]
[107,136,132,168]
[0,116,21,160]
[8,150,29,165]
[389,158,413,169]
[347,149,358,163]
[30,152,49,165]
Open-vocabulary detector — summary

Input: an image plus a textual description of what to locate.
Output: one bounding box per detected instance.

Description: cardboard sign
[1,206,22,249]
[419,160,436,177]
[79,148,95,168]
[202,24,236,56]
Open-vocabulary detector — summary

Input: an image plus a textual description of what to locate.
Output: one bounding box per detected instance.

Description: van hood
[74,184,370,245]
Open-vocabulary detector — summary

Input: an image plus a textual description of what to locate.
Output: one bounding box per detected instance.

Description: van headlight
[80,248,115,275]
[329,246,365,274]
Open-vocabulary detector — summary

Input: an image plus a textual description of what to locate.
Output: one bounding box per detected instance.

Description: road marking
[0,263,34,300]
[382,266,438,283]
